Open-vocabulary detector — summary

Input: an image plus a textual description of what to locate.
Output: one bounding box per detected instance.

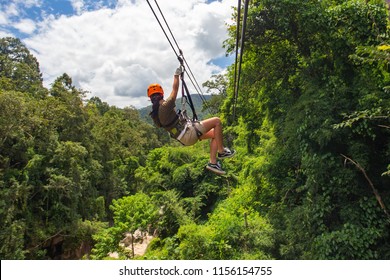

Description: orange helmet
[147,83,164,97]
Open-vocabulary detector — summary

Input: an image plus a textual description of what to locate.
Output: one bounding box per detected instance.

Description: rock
[113,229,155,258]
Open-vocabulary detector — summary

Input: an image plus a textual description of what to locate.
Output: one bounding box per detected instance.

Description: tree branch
[378,124,390,130]
[27,230,64,251]
[341,154,390,222]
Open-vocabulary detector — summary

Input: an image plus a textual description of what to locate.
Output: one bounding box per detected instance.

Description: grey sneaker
[206,161,226,175]
[217,147,236,159]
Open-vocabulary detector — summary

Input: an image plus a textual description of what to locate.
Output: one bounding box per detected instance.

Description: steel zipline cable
[232,0,242,123]
[151,0,205,100]
[232,0,250,123]
[145,0,209,109]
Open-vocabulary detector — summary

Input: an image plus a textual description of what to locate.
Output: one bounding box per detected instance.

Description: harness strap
[176,119,203,146]
[181,76,198,122]
[178,55,198,122]
[161,114,179,128]
[192,121,203,138]
[156,114,181,138]
[176,121,189,142]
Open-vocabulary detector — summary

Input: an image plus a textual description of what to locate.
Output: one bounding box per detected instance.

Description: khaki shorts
[178,121,206,146]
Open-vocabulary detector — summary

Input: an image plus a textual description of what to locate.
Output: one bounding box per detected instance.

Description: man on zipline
[147,66,235,175]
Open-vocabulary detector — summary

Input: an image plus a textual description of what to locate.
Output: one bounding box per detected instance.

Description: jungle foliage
[1,0,390,260]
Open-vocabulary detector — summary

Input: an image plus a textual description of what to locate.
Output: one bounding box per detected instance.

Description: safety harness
[150,104,202,145]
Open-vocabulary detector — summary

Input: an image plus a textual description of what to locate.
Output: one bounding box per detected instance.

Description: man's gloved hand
[174,66,184,76]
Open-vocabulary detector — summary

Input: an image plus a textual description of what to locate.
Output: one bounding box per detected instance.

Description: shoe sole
[206,165,226,175]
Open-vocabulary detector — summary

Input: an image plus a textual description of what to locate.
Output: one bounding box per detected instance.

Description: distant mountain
[139,94,211,124]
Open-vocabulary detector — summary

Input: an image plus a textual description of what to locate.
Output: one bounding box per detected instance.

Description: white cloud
[4,3,19,18]
[0,30,13,38]
[0,12,8,25]
[14,18,37,34]
[71,0,85,15]
[23,0,235,108]
[13,0,43,8]
[2,0,42,18]
[0,0,43,34]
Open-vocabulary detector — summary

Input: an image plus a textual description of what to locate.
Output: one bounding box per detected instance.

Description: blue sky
[0,0,235,108]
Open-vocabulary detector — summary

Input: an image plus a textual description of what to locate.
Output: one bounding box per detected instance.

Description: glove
[174,66,183,76]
